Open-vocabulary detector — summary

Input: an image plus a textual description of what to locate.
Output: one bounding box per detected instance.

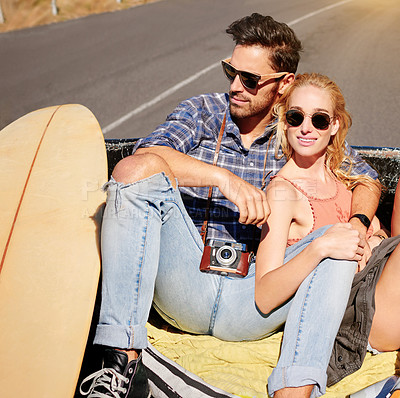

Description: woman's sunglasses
[285,109,332,131]
[221,59,287,90]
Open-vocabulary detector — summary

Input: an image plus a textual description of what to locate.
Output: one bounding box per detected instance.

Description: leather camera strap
[199,113,273,249]
[200,112,226,244]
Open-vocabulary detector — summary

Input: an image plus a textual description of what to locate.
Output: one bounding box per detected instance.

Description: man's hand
[358,232,387,272]
[135,146,271,225]
[348,217,368,249]
[349,182,381,248]
[357,241,371,272]
[348,217,370,271]
[218,171,270,226]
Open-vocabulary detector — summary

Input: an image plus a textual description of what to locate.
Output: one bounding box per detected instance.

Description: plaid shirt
[134,93,378,249]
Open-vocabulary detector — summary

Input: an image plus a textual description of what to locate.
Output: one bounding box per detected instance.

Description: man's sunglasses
[221,59,287,90]
[285,109,332,131]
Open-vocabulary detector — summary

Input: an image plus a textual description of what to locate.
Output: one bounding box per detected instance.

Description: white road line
[102,0,353,135]
[288,0,353,26]
[102,62,219,134]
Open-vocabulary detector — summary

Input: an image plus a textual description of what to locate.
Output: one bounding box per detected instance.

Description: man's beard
[229,100,267,120]
[229,85,279,121]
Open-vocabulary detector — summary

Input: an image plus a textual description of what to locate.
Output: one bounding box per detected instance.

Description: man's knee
[112,153,176,187]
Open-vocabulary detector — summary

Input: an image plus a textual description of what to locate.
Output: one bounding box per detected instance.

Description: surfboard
[0,104,107,398]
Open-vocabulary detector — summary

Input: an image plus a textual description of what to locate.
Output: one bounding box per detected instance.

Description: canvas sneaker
[80,348,151,398]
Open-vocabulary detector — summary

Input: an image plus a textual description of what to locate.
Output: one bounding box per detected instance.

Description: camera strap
[200,112,226,244]
[199,111,274,250]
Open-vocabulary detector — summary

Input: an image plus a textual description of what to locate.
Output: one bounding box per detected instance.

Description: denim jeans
[94,173,356,396]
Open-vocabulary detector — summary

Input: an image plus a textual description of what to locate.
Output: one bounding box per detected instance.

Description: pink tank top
[271,175,352,246]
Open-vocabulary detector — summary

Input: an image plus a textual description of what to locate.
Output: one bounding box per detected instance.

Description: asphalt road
[0,0,399,147]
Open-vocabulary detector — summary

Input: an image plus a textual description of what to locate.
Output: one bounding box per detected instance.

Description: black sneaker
[80,348,151,398]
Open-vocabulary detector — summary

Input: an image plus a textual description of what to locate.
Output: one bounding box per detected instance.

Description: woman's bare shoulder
[267,175,304,202]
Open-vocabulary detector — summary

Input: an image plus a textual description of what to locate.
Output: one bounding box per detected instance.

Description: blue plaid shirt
[134,93,378,249]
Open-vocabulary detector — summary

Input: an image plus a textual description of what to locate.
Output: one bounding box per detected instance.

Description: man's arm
[344,143,381,239]
[135,146,270,226]
[349,182,381,242]
[136,146,223,188]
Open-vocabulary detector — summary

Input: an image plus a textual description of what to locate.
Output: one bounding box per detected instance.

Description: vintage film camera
[200,239,250,277]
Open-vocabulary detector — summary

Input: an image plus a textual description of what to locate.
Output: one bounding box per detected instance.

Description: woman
[255,73,400,397]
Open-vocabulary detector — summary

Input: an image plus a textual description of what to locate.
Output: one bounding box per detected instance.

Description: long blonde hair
[274,73,380,191]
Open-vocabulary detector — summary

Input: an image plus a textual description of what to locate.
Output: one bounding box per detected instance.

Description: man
[80,13,380,398]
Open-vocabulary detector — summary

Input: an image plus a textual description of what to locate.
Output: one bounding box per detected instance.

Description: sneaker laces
[80,367,130,398]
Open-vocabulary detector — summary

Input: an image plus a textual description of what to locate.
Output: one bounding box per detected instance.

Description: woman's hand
[315,223,364,262]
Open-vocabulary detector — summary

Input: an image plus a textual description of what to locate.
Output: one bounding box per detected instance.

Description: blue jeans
[94,173,356,397]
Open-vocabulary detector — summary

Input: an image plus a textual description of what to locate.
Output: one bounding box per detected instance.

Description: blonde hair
[274,73,380,191]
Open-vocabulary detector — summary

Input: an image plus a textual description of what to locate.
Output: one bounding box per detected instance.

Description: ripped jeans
[94,173,356,397]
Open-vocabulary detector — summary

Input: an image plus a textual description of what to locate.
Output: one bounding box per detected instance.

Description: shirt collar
[225,109,278,147]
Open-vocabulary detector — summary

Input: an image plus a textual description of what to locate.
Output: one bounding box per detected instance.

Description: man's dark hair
[226,13,303,74]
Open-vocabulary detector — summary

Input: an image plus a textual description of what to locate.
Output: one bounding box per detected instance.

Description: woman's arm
[255,180,363,314]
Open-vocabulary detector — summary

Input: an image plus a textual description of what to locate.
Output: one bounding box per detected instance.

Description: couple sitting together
[80,13,400,398]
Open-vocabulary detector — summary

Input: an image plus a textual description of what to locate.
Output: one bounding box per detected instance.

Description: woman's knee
[112,152,176,187]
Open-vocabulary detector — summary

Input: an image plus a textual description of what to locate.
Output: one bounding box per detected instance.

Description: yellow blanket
[147,322,399,397]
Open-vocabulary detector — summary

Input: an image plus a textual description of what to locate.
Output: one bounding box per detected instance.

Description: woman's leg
[369,244,400,351]
[209,226,333,342]
[268,255,357,397]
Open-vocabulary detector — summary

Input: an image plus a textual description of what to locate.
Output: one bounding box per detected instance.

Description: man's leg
[153,225,354,398]
[153,219,331,342]
[203,226,334,342]
[94,154,181,351]
[154,223,354,398]
[83,154,213,397]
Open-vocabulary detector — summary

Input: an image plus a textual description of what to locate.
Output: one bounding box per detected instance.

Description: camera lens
[221,249,232,260]
[216,245,237,267]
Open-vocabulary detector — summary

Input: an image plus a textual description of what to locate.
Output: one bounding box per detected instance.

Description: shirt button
[338,356,343,362]
[242,225,246,230]
[249,162,255,167]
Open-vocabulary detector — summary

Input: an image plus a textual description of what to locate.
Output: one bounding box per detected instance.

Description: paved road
[0,0,399,147]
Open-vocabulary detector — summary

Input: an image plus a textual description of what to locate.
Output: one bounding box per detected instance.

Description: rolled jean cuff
[93,324,148,350]
[268,366,327,397]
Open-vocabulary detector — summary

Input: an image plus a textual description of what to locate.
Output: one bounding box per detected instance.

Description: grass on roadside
[0,0,158,33]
